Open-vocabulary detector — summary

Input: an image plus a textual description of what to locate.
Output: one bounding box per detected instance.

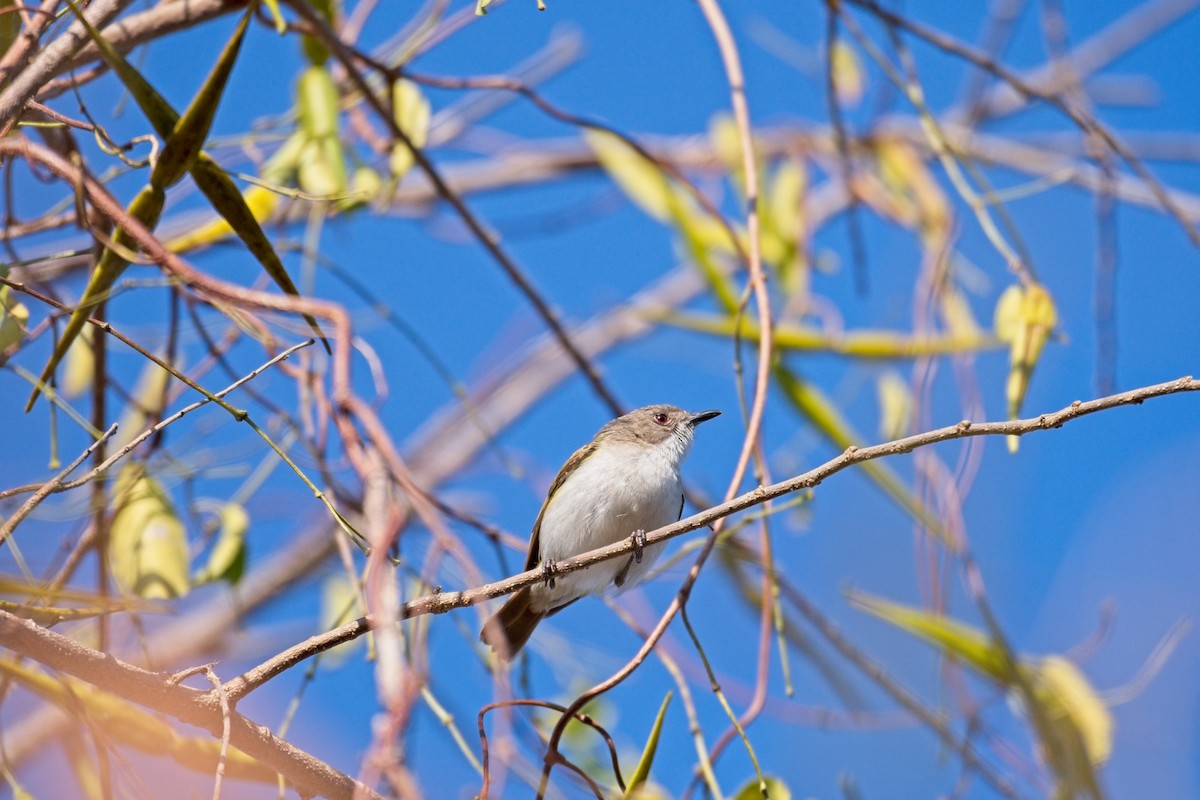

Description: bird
[480,404,720,660]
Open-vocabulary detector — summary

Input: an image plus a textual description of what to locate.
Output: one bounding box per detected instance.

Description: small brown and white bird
[480,404,720,660]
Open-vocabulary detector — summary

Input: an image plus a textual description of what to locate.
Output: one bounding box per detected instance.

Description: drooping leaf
[994,282,1058,452]
[152,9,252,190]
[830,39,865,107]
[111,356,172,451]
[296,65,346,196]
[874,139,949,239]
[390,78,431,179]
[586,129,677,222]
[763,159,806,277]
[0,285,29,366]
[109,465,189,600]
[876,370,912,441]
[61,0,178,136]
[732,776,791,800]
[26,184,166,411]
[301,0,335,65]
[852,592,1111,797]
[319,573,364,668]
[62,325,95,398]
[25,7,285,410]
[623,691,672,798]
[0,0,20,60]
[849,591,1012,682]
[189,154,329,350]
[1033,655,1114,767]
[193,503,249,585]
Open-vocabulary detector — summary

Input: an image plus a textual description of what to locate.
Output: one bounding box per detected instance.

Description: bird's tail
[480,587,544,661]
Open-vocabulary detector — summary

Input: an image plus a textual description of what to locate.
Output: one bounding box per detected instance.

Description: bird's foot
[540,559,559,590]
[629,529,647,564]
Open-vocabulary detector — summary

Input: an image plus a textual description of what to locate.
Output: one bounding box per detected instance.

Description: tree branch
[0,610,382,800]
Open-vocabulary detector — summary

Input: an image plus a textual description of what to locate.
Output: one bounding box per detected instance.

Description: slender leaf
[623,691,672,797]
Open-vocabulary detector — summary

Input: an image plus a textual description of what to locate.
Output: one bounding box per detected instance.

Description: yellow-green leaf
[0,0,20,60]
[189,155,329,350]
[166,184,279,253]
[298,65,340,141]
[763,159,806,274]
[338,166,383,212]
[319,573,364,667]
[994,282,1058,452]
[732,776,791,800]
[939,285,983,339]
[708,113,745,174]
[296,66,346,195]
[390,79,431,179]
[586,129,676,222]
[152,9,252,191]
[193,503,249,585]
[0,285,29,365]
[830,39,865,107]
[111,356,172,451]
[876,370,911,441]
[261,0,286,34]
[110,466,189,600]
[62,0,178,136]
[623,691,672,798]
[301,0,335,65]
[1033,655,1113,766]
[62,325,95,398]
[26,184,166,411]
[850,591,1011,683]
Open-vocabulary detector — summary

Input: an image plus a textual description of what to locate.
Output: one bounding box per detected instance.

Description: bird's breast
[537,441,682,563]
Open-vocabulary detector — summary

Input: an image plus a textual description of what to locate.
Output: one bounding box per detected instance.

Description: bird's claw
[540,559,559,590]
[629,529,647,564]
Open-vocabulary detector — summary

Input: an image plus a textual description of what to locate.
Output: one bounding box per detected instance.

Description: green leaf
[849,591,1012,683]
[261,0,287,34]
[390,78,431,179]
[0,0,19,61]
[586,129,676,222]
[61,0,179,136]
[830,39,865,107]
[296,65,346,195]
[319,573,364,668]
[193,503,249,585]
[623,691,672,798]
[994,282,1058,452]
[27,184,166,411]
[109,465,190,600]
[190,155,329,350]
[0,285,29,366]
[732,776,791,800]
[301,0,335,64]
[876,370,912,441]
[111,355,172,451]
[1033,655,1113,767]
[152,9,252,190]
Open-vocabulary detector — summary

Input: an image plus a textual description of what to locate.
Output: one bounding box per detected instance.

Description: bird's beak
[687,409,722,427]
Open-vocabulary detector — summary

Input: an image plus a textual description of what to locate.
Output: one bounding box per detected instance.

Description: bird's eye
[653,412,669,426]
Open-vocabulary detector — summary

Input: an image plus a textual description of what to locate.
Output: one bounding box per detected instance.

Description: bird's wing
[677,492,684,521]
[524,440,598,571]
